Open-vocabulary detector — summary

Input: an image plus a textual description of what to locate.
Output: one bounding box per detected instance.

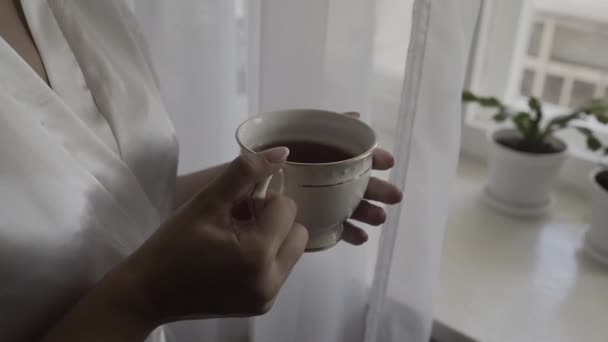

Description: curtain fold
[248,1,381,340]
[365,0,432,339]
[366,1,482,341]
[133,0,481,341]
[134,0,243,174]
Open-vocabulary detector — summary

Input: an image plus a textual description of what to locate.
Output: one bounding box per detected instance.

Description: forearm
[174,163,227,208]
[44,164,228,341]
[42,267,156,342]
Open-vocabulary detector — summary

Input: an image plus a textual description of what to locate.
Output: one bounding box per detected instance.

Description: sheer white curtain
[132,0,481,341]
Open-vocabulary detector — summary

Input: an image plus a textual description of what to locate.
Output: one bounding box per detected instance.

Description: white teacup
[236,109,377,251]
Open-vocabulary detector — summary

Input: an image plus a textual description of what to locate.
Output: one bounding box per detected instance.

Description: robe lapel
[0,36,161,233]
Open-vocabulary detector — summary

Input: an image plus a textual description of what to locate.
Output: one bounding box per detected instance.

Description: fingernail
[260,147,290,163]
[395,190,404,203]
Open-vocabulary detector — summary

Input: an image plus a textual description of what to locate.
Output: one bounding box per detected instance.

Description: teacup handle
[251,170,285,212]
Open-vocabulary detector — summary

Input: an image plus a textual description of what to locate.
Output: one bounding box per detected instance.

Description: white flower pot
[585,169,608,265]
[484,129,567,216]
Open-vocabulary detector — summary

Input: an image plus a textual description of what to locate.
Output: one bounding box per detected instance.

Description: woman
[0,1,402,341]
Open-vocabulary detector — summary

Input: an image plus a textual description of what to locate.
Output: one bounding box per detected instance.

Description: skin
[1,1,403,340]
[175,136,402,246]
[0,0,49,84]
[43,148,309,341]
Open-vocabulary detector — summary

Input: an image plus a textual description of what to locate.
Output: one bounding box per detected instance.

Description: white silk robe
[0,1,178,340]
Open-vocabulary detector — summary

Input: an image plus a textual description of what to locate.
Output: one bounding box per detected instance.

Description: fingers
[202,147,289,209]
[343,112,396,171]
[372,148,395,170]
[364,177,403,204]
[350,200,386,226]
[344,112,395,170]
[341,221,368,245]
[274,223,308,277]
[255,195,298,254]
[230,191,282,222]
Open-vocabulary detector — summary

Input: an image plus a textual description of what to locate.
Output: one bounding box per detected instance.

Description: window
[521,69,535,97]
[542,74,563,105]
[520,13,608,108]
[463,0,608,185]
[527,22,544,57]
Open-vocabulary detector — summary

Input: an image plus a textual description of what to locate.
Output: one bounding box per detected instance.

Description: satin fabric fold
[0,1,177,340]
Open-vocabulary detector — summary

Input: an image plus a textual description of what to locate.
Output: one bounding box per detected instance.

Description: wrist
[41,263,159,342]
[97,264,161,336]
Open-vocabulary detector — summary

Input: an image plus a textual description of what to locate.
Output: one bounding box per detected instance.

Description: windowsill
[436,157,605,342]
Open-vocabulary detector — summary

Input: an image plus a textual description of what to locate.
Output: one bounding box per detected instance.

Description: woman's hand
[128,147,308,321]
[341,112,403,245]
[174,112,402,247]
[43,148,308,342]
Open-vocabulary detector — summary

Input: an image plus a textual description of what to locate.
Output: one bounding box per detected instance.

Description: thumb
[203,147,289,209]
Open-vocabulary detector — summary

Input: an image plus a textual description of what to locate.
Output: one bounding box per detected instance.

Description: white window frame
[524,13,608,107]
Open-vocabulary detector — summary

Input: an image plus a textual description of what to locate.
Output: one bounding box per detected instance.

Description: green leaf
[576,126,604,152]
[575,126,593,135]
[580,99,608,119]
[604,147,608,156]
[478,97,502,107]
[587,136,602,151]
[462,90,476,102]
[493,111,509,122]
[513,112,534,138]
[594,113,608,124]
[461,90,504,109]
[528,97,541,112]
[550,113,581,129]
[528,97,543,123]
[590,98,607,107]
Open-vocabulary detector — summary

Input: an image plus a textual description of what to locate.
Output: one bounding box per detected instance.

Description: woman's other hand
[341,112,403,245]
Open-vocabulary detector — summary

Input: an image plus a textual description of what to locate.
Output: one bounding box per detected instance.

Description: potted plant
[462,90,608,216]
[587,145,608,265]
